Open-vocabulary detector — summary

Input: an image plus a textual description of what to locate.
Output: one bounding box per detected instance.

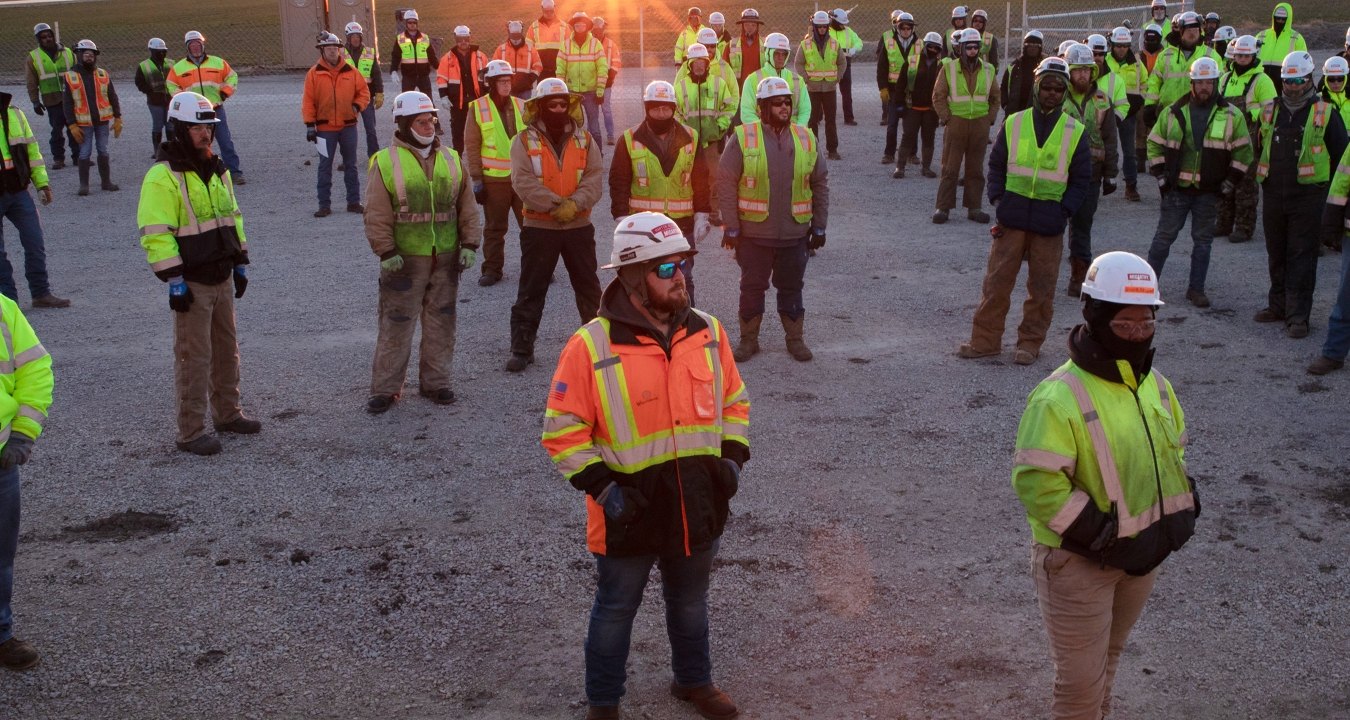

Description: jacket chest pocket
[676,360,718,421]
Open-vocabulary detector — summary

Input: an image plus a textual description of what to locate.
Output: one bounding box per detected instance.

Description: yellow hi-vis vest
[0,295,52,448]
[1064,88,1112,163]
[882,33,920,85]
[800,36,841,84]
[943,58,994,119]
[622,125,699,218]
[396,33,432,66]
[29,47,74,98]
[138,57,174,95]
[373,146,464,256]
[1004,109,1086,202]
[63,69,114,126]
[1328,146,1350,235]
[470,95,525,178]
[343,46,377,80]
[1257,101,1332,184]
[733,121,816,223]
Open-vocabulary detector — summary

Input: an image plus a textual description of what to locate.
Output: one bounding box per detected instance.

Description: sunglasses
[544,99,570,109]
[1329,76,1347,83]
[1283,77,1310,85]
[652,259,689,279]
[767,97,792,107]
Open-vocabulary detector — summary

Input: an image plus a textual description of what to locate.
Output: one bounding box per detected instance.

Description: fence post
[1004,1,1010,69]
[639,4,646,72]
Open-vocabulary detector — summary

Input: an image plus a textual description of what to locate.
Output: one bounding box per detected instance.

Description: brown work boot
[215,416,262,434]
[733,315,761,362]
[1066,257,1090,298]
[1013,348,1039,365]
[31,294,71,308]
[1253,308,1284,323]
[671,682,739,719]
[0,638,40,671]
[585,704,620,719]
[1124,182,1141,202]
[1307,355,1345,375]
[957,342,999,359]
[780,313,812,361]
[176,435,222,456]
[967,208,990,224]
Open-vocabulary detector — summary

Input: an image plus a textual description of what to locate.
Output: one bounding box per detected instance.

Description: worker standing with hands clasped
[1061,43,1118,298]
[363,91,481,414]
[62,39,121,197]
[437,26,489,153]
[167,31,243,184]
[878,11,919,161]
[556,13,610,147]
[390,10,438,96]
[303,32,370,218]
[542,211,749,720]
[1014,250,1198,720]
[496,20,543,100]
[739,33,810,127]
[828,9,863,126]
[465,60,526,287]
[797,11,846,160]
[1215,35,1276,244]
[0,89,70,308]
[932,27,999,224]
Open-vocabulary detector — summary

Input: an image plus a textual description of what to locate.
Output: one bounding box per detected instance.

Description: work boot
[1213,223,1232,238]
[346,203,364,214]
[844,118,858,126]
[176,435,223,456]
[152,130,162,153]
[52,159,65,170]
[881,153,894,164]
[733,315,761,362]
[967,208,990,223]
[314,207,332,218]
[1185,288,1210,308]
[892,165,905,179]
[1124,182,1141,202]
[419,387,456,404]
[337,162,346,172]
[1286,320,1309,339]
[215,416,262,434]
[0,638,40,671]
[957,342,999,359]
[77,160,91,196]
[586,705,621,719]
[233,172,246,185]
[1307,355,1345,375]
[366,394,396,414]
[671,682,739,719]
[477,273,501,287]
[1230,229,1252,243]
[1066,257,1090,298]
[827,151,842,161]
[31,294,71,308]
[921,167,937,178]
[1253,308,1284,323]
[931,209,948,224]
[97,156,119,191]
[781,313,812,361]
[910,155,921,165]
[505,353,534,372]
[1013,348,1038,365]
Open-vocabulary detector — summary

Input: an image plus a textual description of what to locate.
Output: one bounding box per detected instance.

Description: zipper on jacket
[658,346,693,556]
[1130,384,1169,546]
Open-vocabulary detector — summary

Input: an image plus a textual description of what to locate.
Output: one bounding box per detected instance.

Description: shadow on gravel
[58,510,182,542]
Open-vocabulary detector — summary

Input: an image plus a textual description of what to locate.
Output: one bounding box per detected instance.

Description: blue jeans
[1320,238,1350,361]
[0,465,20,644]
[359,103,380,158]
[599,86,615,139]
[0,191,51,300]
[317,126,360,209]
[579,92,604,144]
[214,104,242,174]
[883,94,905,157]
[1118,114,1138,185]
[1147,190,1217,293]
[585,541,718,705]
[76,123,110,161]
[148,103,167,137]
[43,102,76,163]
[735,235,809,321]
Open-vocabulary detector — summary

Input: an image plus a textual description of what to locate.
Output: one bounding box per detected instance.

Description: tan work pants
[481,180,523,279]
[937,115,990,211]
[1032,544,1158,720]
[968,228,1063,355]
[174,279,243,444]
[371,254,461,397]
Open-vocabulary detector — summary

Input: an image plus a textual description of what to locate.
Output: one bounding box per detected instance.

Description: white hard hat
[686,43,710,60]
[739,8,764,24]
[454,25,471,38]
[973,9,989,20]
[541,0,556,8]
[508,20,524,33]
[696,27,718,45]
[74,39,99,53]
[951,5,968,19]
[812,10,831,26]
[315,32,341,49]
[959,28,981,45]
[392,91,436,118]
[831,8,849,25]
[603,213,692,270]
[532,77,573,100]
[403,9,419,22]
[1150,0,1166,8]
[1057,39,1077,57]
[184,30,206,44]
[1081,252,1164,306]
[1064,43,1094,67]
[1227,35,1258,57]
[1204,12,1220,22]
[896,11,916,25]
[1281,51,1315,80]
[1213,26,1236,42]
[484,59,514,78]
[643,80,677,103]
[764,33,791,52]
[1189,56,1220,81]
[1178,11,1202,29]
[593,16,607,29]
[1273,5,1288,18]
[148,37,168,51]
[570,11,592,28]
[345,22,363,36]
[1345,27,1350,45]
[1324,56,1349,78]
[1087,34,1108,53]
[709,11,725,25]
[167,92,219,125]
[924,32,944,46]
[756,75,793,100]
[1024,30,1044,43]
[1144,23,1163,37]
[1110,27,1132,45]
[1035,56,1071,82]
[33,23,53,37]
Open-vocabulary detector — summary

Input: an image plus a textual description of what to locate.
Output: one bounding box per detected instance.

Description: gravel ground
[0,66,1346,719]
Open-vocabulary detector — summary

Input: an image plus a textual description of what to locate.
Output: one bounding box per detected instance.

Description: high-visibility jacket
[529,17,565,54]
[1144,45,1219,107]
[302,60,370,132]
[1063,87,1114,166]
[941,57,995,119]
[732,120,816,223]
[622,124,698,217]
[1324,90,1350,130]
[728,36,764,80]
[395,33,433,68]
[0,296,52,449]
[1255,3,1306,67]
[598,35,622,78]
[63,69,114,126]
[343,46,378,81]
[1003,109,1086,201]
[373,145,465,255]
[1,105,49,192]
[1105,53,1145,98]
[881,33,920,86]
[436,49,489,107]
[674,75,736,148]
[138,57,174,97]
[520,126,591,222]
[1257,101,1334,184]
[1096,70,1129,121]
[1220,65,1278,125]
[829,27,863,59]
[1013,359,1196,576]
[676,57,740,103]
[469,95,525,178]
[980,30,997,61]
[165,55,237,106]
[494,41,543,77]
[27,47,75,102]
[1147,98,1253,191]
[542,307,750,557]
[798,35,842,85]
[674,24,703,63]
[1327,145,1350,236]
[137,161,246,280]
[555,35,609,96]
[739,67,811,126]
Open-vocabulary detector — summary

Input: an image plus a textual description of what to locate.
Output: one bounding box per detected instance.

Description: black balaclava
[926,42,943,59]
[645,103,676,134]
[151,49,168,64]
[541,100,570,133]
[1144,31,1163,53]
[1083,299,1155,372]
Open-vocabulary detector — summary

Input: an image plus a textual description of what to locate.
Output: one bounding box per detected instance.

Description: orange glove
[68,125,85,144]
[113,117,123,138]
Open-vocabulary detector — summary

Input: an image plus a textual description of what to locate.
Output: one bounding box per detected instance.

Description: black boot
[97,156,119,191]
[151,130,162,159]
[77,160,91,196]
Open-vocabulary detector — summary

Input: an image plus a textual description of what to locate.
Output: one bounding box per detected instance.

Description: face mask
[542,109,569,130]
[411,129,436,146]
[1085,301,1154,369]
[646,115,674,133]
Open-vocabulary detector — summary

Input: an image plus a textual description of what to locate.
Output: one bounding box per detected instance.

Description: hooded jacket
[1255,3,1306,68]
[301,57,370,132]
[509,95,604,230]
[608,120,710,217]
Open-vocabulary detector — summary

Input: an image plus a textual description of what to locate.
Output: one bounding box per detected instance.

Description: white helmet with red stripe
[643,81,677,104]
[392,91,436,118]
[1081,252,1164,306]
[604,213,693,269]
[485,59,514,78]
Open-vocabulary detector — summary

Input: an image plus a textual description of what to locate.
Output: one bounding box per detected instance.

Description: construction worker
[134,38,173,159]
[137,91,258,455]
[932,27,999,224]
[0,281,53,672]
[1209,26,1237,60]
[739,33,810,127]
[946,5,969,55]
[1088,35,1128,136]
[1216,34,1276,243]
[1062,44,1119,298]
[1143,12,1219,182]
[1255,4,1306,88]
[1149,0,1172,45]
[797,11,846,161]
[506,79,604,373]
[894,32,946,180]
[556,12,610,147]
[958,56,1091,365]
[717,76,830,363]
[167,31,243,184]
[1145,57,1253,309]
[343,22,384,159]
[674,7,704,65]
[1309,145,1350,375]
[496,20,543,101]
[542,211,748,720]
[1106,26,1147,202]
[1322,57,1350,127]
[592,18,621,147]
[25,23,77,171]
[1136,25,1166,183]
[609,82,706,303]
[363,90,481,413]
[1001,30,1044,117]
[1253,51,1349,339]
[729,9,766,87]
[465,61,526,287]
[674,44,736,230]
[1013,250,1198,720]
[829,9,864,126]
[436,26,488,153]
[679,28,740,101]
[0,91,68,308]
[880,12,920,160]
[1203,12,1221,43]
[302,32,370,218]
[390,9,438,95]
[707,12,731,54]
[970,9,999,68]
[62,40,122,197]
[530,0,565,79]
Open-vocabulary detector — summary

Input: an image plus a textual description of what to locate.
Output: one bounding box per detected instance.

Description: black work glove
[306,125,317,143]
[33,104,44,116]
[1062,502,1118,552]
[233,265,248,299]
[722,228,739,250]
[716,458,740,499]
[1143,105,1158,129]
[808,228,826,250]
[0,436,34,470]
[1102,179,1117,196]
[1155,173,1173,194]
[599,482,649,524]
[169,278,193,313]
[473,181,486,205]
[1220,179,1236,198]
[1188,475,1201,520]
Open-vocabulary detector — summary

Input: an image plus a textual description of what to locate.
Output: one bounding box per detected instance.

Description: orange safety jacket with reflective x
[543,305,751,557]
[521,128,591,221]
[437,49,489,107]
[64,69,114,126]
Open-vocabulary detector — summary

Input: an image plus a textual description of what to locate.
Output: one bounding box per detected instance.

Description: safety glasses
[1282,77,1310,85]
[767,97,792,107]
[544,99,570,110]
[1109,319,1157,335]
[1329,76,1347,85]
[651,259,689,279]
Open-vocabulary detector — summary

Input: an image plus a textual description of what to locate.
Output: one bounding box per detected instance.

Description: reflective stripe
[140,224,174,235]
[174,172,237,237]
[13,344,48,368]
[579,320,639,448]
[542,410,587,439]
[0,323,12,374]
[1013,448,1077,476]
[17,405,46,428]
[0,425,10,448]
[151,255,183,271]
[1047,489,1092,534]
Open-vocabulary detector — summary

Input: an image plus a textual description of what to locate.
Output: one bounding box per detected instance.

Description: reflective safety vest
[674,25,703,63]
[1255,28,1305,67]
[1096,70,1129,120]
[674,74,735,147]
[1325,90,1350,130]
[63,69,114,126]
[343,46,377,80]
[374,146,464,255]
[882,33,920,85]
[1145,45,1219,107]
[396,33,432,66]
[799,36,841,84]
[138,57,173,95]
[622,125,698,218]
[522,128,591,221]
[556,36,608,94]
[1257,101,1332,183]
[1064,88,1112,163]
[1146,101,1253,189]
[137,162,246,277]
[943,57,994,119]
[28,47,75,98]
[1105,54,1144,97]
[739,67,811,126]
[0,296,52,450]
[470,95,525,178]
[1004,109,1086,201]
[437,50,489,106]
[165,55,237,105]
[732,121,816,223]
[1328,146,1350,235]
[494,40,542,76]
[530,18,565,53]
[1,106,48,189]
[1220,66,1278,125]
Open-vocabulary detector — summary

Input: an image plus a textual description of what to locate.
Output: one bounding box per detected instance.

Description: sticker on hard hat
[620,250,638,261]
[1127,273,1152,281]
[1123,286,1154,294]
[653,223,681,239]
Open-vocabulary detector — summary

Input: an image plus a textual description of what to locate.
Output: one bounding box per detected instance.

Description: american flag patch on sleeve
[550,381,568,403]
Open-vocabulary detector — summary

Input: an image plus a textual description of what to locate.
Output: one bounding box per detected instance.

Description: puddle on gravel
[59,511,182,542]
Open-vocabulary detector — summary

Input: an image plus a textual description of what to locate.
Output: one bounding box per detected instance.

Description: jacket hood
[1271,2,1294,29]
[1068,324,1155,385]
[0,92,11,112]
[597,278,691,348]
[523,93,584,126]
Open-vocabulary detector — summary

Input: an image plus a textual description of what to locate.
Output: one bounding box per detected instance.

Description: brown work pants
[371,254,461,397]
[1032,544,1158,720]
[937,115,990,211]
[967,228,1063,354]
[481,179,523,280]
[173,279,243,444]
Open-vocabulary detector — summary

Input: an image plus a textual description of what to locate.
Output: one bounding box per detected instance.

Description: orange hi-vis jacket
[521,127,591,221]
[542,306,751,557]
[494,40,543,77]
[437,49,489,108]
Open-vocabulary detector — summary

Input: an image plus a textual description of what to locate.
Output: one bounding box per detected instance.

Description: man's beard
[649,286,689,316]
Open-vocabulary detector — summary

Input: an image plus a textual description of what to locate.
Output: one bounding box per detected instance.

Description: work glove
[68,124,85,144]
[693,212,712,246]
[595,91,605,104]
[380,254,404,272]
[112,117,123,138]
[939,116,949,127]
[606,69,618,88]
[1143,105,1159,129]
[879,87,890,105]
[1102,179,1117,196]
[33,104,44,116]
[722,227,739,250]
[374,92,384,110]
[232,265,248,299]
[990,223,1005,239]
[599,482,649,524]
[306,124,317,143]
[168,277,193,313]
[0,436,34,470]
[1156,174,1172,194]
[1220,178,1236,198]
[550,198,579,223]
[808,227,826,250]
[459,247,476,271]
[716,458,740,499]
[38,187,53,206]
[473,181,486,205]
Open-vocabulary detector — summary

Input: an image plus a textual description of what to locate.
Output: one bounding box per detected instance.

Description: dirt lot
[0,67,1346,719]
